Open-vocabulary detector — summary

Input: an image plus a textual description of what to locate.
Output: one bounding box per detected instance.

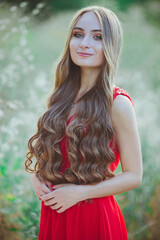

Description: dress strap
[113,86,134,108]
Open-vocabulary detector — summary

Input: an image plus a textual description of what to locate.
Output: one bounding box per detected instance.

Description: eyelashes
[73,32,102,40]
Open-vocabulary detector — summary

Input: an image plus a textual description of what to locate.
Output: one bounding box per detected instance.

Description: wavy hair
[25,6,123,200]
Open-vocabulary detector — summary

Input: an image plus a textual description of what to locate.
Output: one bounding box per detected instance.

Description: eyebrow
[73,27,101,32]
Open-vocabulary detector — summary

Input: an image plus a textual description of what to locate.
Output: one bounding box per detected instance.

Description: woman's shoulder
[113,85,134,108]
[111,85,135,129]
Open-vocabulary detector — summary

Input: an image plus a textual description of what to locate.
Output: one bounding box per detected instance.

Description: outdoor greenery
[0,1,160,239]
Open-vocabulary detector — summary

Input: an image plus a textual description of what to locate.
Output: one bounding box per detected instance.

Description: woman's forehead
[74,12,101,30]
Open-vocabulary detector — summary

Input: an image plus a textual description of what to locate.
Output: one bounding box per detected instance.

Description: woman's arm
[80,94,143,200]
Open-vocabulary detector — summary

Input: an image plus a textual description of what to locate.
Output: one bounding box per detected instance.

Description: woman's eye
[94,35,102,40]
[73,32,83,38]
[73,32,102,40]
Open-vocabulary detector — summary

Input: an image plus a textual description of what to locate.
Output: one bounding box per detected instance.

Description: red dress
[38,86,134,240]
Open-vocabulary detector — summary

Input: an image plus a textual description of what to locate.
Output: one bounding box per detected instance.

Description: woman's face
[69,12,105,69]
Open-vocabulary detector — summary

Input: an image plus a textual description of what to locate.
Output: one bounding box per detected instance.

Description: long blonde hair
[25,6,122,190]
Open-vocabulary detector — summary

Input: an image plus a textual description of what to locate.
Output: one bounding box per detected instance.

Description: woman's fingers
[36,191,44,198]
[36,183,52,198]
[44,198,57,206]
[41,183,52,194]
[50,203,62,210]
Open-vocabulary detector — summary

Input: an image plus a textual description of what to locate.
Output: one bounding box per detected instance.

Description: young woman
[25,5,143,240]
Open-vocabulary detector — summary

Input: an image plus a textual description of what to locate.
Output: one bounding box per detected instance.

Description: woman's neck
[80,67,101,92]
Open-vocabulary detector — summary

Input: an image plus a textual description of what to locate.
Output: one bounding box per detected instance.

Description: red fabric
[38,86,134,240]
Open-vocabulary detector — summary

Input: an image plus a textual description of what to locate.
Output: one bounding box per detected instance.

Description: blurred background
[0,0,160,239]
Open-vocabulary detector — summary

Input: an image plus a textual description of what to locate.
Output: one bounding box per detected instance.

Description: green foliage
[0,169,40,239]
[115,0,135,11]
[48,0,83,10]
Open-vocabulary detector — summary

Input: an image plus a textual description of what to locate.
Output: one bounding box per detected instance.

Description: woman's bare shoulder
[111,94,136,131]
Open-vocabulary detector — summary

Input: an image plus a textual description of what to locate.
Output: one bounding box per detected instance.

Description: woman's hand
[41,183,87,213]
[31,173,52,199]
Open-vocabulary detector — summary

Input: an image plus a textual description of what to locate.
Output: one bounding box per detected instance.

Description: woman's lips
[77,52,93,57]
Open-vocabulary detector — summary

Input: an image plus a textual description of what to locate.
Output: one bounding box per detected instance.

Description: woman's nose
[80,35,90,48]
